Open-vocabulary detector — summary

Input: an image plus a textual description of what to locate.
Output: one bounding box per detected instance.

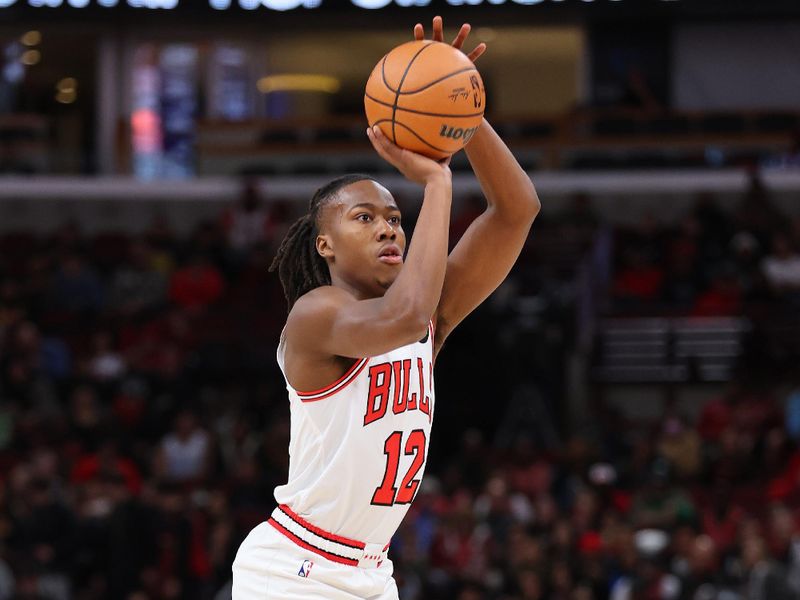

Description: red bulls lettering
[364,363,392,425]
[404,359,417,411]
[418,358,430,418]
[392,360,410,414]
[365,358,432,426]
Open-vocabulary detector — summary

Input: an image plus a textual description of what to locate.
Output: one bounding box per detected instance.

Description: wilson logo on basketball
[439,125,478,143]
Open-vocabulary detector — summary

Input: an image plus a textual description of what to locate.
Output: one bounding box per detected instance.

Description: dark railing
[194,109,798,174]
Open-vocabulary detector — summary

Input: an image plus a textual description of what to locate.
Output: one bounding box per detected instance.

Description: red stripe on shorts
[278,504,365,550]
[267,518,359,567]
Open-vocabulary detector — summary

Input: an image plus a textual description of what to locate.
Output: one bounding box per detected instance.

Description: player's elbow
[405,311,433,342]
[514,190,541,228]
[521,183,541,220]
[393,305,431,344]
[493,189,540,228]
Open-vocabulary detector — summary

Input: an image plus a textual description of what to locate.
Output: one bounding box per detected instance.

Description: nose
[376,218,396,241]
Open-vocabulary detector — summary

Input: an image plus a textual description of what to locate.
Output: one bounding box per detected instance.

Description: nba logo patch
[298,559,314,578]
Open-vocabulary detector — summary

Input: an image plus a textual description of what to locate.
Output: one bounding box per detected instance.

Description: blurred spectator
[67,384,105,453]
[730,231,767,301]
[761,232,800,301]
[679,534,727,598]
[691,192,731,263]
[85,330,127,382]
[108,239,168,317]
[691,266,742,316]
[221,180,269,251]
[656,416,702,480]
[4,320,70,382]
[630,460,696,530]
[49,253,104,314]
[144,216,179,274]
[1,326,59,412]
[120,307,194,378]
[735,175,786,251]
[70,439,143,496]
[699,483,745,553]
[155,410,213,484]
[697,383,737,443]
[612,249,664,308]
[766,503,800,593]
[215,412,260,474]
[741,535,795,599]
[0,278,25,336]
[610,529,681,600]
[168,253,226,313]
[785,375,800,443]
[662,217,702,310]
[10,476,74,600]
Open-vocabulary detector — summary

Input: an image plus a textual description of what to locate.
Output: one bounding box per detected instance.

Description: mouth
[378,244,403,265]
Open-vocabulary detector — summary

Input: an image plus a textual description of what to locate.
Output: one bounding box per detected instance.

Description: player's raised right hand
[367,125,451,186]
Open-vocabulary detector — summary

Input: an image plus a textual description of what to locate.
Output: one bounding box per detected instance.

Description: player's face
[317,180,406,298]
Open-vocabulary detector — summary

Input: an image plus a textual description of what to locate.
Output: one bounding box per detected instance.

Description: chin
[376,275,399,291]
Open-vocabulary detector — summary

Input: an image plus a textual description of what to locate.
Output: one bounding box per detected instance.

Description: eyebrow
[349,202,401,213]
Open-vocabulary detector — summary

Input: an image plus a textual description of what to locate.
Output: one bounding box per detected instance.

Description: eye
[388,216,401,225]
[356,213,372,222]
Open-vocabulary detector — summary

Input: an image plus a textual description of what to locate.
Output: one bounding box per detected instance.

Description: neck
[329,272,385,301]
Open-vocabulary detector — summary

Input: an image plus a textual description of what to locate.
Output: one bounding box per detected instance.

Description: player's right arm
[286,125,452,360]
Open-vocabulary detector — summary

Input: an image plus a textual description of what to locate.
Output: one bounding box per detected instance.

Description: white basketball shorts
[232,521,400,600]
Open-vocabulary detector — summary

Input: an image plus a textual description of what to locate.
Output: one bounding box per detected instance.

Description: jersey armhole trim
[297,357,369,402]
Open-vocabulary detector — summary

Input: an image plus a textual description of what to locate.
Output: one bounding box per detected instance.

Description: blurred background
[1,0,800,599]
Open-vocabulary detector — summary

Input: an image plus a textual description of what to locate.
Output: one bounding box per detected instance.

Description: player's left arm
[433,118,540,357]
[414,17,541,357]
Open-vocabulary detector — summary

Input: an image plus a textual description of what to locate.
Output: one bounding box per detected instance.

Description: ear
[316,234,334,260]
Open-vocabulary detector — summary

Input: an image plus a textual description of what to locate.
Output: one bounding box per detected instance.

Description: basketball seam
[395,66,479,95]
[372,119,450,154]
[380,55,397,94]
[391,42,435,144]
[365,92,484,119]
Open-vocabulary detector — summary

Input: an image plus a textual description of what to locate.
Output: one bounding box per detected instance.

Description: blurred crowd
[609,177,800,320]
[0,178,800,600]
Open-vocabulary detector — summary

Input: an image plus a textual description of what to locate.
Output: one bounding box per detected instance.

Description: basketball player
[232,16,540,600]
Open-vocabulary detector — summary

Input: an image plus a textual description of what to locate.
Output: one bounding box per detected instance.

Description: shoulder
[288,286,354,320]
[284,286,356,344]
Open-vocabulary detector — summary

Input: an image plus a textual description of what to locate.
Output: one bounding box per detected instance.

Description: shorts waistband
[267,504,389,569]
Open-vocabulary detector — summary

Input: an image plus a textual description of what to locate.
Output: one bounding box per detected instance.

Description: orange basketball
[364,40,486,160]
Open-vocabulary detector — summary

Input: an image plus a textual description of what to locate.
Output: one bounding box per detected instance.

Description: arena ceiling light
[21,48,39,65]
[257,74,340,94]
[21,30,41,46]
[55,76,77,103]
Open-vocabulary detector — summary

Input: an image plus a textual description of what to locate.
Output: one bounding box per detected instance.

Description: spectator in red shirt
[697,384,737,443]
[613,248,665,308]
[168,253,226,313]
[692,269,742,316]
[70,439,143,495]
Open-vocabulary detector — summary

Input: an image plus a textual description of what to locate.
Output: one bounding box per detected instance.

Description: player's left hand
[414,15,487,63]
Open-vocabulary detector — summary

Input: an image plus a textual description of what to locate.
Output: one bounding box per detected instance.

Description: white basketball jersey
[274,321,435,547]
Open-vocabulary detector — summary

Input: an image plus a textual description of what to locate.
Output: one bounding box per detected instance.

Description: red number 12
[371,429,427,506]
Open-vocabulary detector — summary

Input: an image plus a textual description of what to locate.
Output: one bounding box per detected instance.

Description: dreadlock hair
[269,174,378,311]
